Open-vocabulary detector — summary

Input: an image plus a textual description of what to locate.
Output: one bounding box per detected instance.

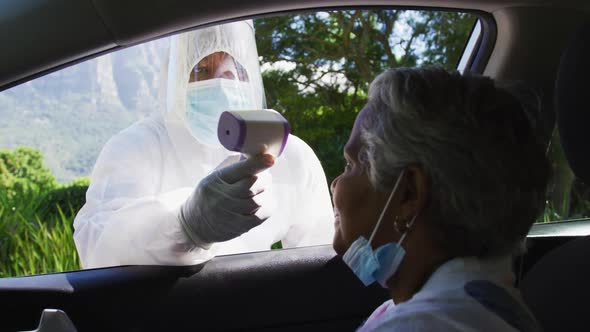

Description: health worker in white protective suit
[73,20,335,268]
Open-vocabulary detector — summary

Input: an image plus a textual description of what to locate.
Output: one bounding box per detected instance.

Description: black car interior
[520,23,590,332]
[3,247,390,331]
[1,1,589,331]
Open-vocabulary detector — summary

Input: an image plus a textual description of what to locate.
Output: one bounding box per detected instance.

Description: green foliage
[0,148,89,222]
[420,11,478,69]
[0,148,84,277]
[36,177,90,222]
[0,207,80,277]
[534,130,590,223]
[0,147,57,209]
[256,10,477,182]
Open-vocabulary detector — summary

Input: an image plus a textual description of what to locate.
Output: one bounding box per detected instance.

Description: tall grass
[1,209,80,277]
[0,185,81,278]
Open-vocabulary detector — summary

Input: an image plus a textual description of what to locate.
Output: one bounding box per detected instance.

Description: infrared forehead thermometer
[217,110,290,157]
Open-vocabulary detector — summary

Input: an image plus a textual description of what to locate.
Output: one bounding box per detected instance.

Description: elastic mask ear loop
[368,169,406,245]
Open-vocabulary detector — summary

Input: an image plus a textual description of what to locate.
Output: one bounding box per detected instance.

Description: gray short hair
[360,67,551,258]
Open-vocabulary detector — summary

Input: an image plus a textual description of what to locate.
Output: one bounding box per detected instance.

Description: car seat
[520,23,590,332]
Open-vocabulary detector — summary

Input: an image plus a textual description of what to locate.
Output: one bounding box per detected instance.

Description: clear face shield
[188,51,250,82]
[164,20,265,147]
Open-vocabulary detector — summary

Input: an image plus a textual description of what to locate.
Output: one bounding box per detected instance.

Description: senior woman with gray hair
[331,67,549,331]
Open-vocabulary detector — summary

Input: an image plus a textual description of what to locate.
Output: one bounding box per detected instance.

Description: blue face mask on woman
[342,170,417,288]
[186,78,257,146]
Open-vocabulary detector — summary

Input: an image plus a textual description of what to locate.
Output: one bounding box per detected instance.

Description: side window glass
[0,41,169,277]
[258,10,478,184]
[1,9,479,277]
[458,20,482,73]
[540,131,590,223]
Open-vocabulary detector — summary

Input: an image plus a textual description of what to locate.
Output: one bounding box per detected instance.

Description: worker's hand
[179,153,276,249]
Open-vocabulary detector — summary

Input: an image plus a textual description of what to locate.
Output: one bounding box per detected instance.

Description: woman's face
[331,106,393,255]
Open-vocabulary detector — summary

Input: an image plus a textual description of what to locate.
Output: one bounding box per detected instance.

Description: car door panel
[1,245,388,331]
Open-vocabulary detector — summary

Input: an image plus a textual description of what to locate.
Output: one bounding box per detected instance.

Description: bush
[0,147,57,214]
[36,178,90,222]
[0,148,83,277]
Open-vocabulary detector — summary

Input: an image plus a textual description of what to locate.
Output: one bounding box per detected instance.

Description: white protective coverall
[73,20,334,268]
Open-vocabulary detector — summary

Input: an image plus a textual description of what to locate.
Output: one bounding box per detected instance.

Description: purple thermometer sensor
[218,110,290,157]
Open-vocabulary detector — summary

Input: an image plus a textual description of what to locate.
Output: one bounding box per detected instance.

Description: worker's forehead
[197,52,237,66]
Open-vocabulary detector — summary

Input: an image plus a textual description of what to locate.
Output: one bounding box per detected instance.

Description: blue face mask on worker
[186,78,256,146]
[342,170,417,288]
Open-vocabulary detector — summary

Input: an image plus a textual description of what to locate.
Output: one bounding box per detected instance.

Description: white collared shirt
[357,256,540,332]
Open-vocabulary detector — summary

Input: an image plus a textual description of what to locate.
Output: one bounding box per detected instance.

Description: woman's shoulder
[372,287,527,332]
[362,302,462,332]
[368,302,491,332]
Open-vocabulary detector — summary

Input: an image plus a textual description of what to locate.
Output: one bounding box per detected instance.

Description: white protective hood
[161,20,265,136]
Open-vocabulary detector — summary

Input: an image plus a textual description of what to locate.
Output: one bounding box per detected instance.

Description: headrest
[556,23,590,183]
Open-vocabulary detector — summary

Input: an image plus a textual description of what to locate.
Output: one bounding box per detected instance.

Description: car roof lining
[1,0,589,91]
[91,0,590,46]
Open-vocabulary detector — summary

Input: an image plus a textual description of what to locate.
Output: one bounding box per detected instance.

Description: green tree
[0,147,84,277]
[255,10,477,182]
[0,147,89,222]
[0,147,57,212]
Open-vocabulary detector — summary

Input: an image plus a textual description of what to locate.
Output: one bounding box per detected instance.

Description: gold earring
[394,216,403,234]
[405,220,413,229]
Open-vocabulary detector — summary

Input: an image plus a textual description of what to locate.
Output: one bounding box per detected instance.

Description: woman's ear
[399,165,429,221]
